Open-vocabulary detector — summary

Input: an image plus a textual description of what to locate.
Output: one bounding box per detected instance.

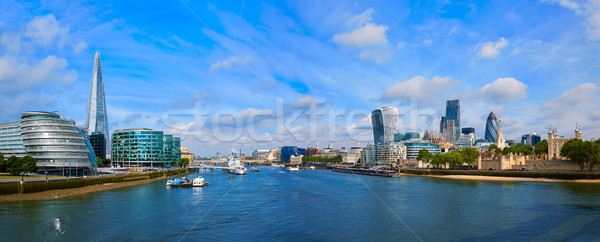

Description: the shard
[86,52,109,138]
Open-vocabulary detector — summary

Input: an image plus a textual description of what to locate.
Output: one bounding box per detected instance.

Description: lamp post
[45,170,48,181]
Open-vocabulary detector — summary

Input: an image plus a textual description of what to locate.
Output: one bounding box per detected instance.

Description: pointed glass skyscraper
[86,51,109,140]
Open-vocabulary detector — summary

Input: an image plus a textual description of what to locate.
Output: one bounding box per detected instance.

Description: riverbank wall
[400,169,600,180]
[0,169,188,195]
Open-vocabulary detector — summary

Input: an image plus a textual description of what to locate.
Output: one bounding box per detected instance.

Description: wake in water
[54,217,65,235]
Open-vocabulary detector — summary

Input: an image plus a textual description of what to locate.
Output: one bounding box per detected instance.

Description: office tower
[462,127,475,135]
[485,112,499,143]
[371,107,399,144]
[86,51,109,158]
[439,117,446,134]
[443,99,460,144]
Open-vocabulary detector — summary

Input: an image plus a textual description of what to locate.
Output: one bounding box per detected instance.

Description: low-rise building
[111,128,181,168]
[181,146,195,162]
[404,141,440,159]
[360,143,406,165]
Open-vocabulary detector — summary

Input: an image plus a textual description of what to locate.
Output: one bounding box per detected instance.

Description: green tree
[561,139,586,170]
[0,152,6,172]
[461,147,480,165]
[96,156,104,167]
[417,149,433,163]
[21,156,38,174]
[588,140,600,171]
[488,144,498,152]
[356,158,362,164]
[447,151,464,169]
[431,153,443,168]
[534,140,548,158]
[181,158,190,167]
[172,159,179,167]
[6,155,21,175]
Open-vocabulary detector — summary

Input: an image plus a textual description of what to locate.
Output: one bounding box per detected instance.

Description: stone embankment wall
[0,169,187,195]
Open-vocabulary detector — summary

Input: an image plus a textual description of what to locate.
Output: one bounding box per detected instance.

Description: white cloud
[543,0,600,40]
[543,83,597,109]
[476,37,508,58]
[1,32,21,53]
[210,56,252,71]
[333,8,389,48]
[477,77,527,101]
[25,14,69,48]
[72,40,87,53]
[333,23,388,47]
[0,55,76,93]
[347,8,374,27]
[423,38,433,46]
[382,76,456,100]
[291,96,318,108]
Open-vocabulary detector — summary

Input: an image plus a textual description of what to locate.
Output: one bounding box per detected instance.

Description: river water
[1,167,600,241]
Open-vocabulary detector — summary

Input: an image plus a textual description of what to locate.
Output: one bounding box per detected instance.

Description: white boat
[271,163,284,167]
[192,177,205,187]
[309,166,315,170]
[287,166,299,172]
[166,179,173,186]
[234,167,248,175]
[227,157,248,175]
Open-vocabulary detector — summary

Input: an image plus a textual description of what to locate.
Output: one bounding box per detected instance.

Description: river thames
[1,167,600,241]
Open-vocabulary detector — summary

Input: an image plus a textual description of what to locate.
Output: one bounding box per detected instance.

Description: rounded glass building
[20,111,97,176]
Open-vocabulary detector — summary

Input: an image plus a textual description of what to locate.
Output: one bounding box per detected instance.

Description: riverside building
[0,111,97,176]
[111,128,181,168]
[0,122,26,158]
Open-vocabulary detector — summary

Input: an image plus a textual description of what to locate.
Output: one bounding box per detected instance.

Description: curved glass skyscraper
[485,112,499,143]
[20,111,97,175]
[371,107,398,144]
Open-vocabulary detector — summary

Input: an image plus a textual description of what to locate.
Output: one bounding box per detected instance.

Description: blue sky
[1,0,599,155]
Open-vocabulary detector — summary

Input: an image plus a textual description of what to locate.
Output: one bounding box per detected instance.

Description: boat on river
[227,158,248,175]
[250,167,260,172]
[192,177,205,187]
[287,166,299,172]
[168,177,193,187]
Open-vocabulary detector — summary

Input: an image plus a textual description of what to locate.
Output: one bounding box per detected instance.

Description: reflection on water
[1,168,600,241]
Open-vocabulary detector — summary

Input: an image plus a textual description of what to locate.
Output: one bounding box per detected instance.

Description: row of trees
[417,148,480,169]
[170,158,191,168]
[302,155,343,164]
[488,143,534,155]
[0,152,38,176]
[561,139,600,171]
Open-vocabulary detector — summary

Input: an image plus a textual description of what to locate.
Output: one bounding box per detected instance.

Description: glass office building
[371,107,399,145]
[485,112,499,143]
[86,52,109,159]
[521,133,541,146]
[111,128,180,167]
[443,100,460,144]
[88,132,106,162]
[20,111,97,175]
[404,141,440,160]
[0,122,26,158]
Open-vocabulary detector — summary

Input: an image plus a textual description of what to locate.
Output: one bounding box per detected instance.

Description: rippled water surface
[2,167,600,241]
